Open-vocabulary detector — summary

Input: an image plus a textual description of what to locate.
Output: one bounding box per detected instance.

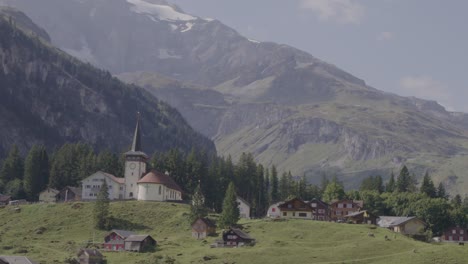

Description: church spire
[131,112,142,152]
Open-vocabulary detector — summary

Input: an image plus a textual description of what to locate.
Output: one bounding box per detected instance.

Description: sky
[171,0,468,112]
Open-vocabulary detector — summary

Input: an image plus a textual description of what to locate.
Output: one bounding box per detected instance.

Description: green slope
[0,202,465,264]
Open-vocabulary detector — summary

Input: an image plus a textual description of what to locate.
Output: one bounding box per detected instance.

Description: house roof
[192,217,216,227]
[78,249,103,258]
[330,199,363,208]
[100,171,125,184]
[0,256,38,264]
[230,228,254,240]
[345,210,376,218]
[378,216,424,228]
[309,198,329,207]
[109,229,136,239]
[40,188,59,194]
[236,196,250,207]
[278,197,311,210]
[0,195,11,202]
[137,170,183,192]
[125,235,155,242]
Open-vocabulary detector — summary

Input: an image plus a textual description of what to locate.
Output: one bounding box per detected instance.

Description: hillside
[3,0,468,193]
[0,201,466,264]
[0,13,215,158]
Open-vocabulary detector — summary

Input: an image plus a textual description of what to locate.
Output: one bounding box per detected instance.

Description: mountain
[0,11,215,158]
[3,0,468,193]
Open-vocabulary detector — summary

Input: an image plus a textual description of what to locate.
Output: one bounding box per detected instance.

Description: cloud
[377,31,395,41]
[399,75,455,111]
[300,0,365,24]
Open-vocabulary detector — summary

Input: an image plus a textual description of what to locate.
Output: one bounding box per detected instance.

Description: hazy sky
[171,0,468,112]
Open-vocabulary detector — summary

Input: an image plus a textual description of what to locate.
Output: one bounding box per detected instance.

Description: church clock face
[130,163,136,170]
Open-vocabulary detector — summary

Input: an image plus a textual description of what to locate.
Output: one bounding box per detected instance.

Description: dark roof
[99,171,125,184]
[192,217,216,227]
[0,195,11,202]
[330,199,363,208]
[278,197,311,209]
[309,198,329,207]
[137,170,183,192]
[78,249,103,258]
[125,235,155,242]
[236,196,251,207]
[110,229,136,239]
[230,228,254,240]
[0,256,38,264]
[378,216,425,227]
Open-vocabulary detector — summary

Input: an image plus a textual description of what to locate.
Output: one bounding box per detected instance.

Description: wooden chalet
[124,235,156,252]
[0,195,11,206]
[57,186,82,202]
[278,197,313,219]
[192,217,216,239]
[39,188,59,203]
[329,199,363,222]
[344,210,378,225]
[309,198,329,221]
[442,226,468,242]
[77,249,103,264]
[222,228,255,247]
[103,230,135,251]
[378,216,426,235]
[0,256,38,264]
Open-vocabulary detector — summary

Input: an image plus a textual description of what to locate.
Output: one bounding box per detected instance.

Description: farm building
[442,226,468,242]
[329,199,363,222]
[192,217,216,239]
[57,186,82,202]
[344,210,378,225]
[39,188,59,203]
[77,249,103,264]
[378,216,426,235]
[222,228,255,247]
[278,198,313,219]
[124,235,156,252]
[103,230,135,251]
[0,195,11,206]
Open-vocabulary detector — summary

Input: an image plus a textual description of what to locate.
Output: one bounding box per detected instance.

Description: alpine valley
[2,0,468,192]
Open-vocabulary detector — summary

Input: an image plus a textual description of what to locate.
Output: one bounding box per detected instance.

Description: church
[81,115,183,201]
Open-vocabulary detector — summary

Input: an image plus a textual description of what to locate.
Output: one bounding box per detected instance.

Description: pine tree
[386,171,395,192]
[420,172,437,198]
[396,166,414,192]
[219,182,240,228]
[270,165,279,203]
[437,182,448,199]
[189,183,208,223]
[0,144,24,183]
[23,145,49,201]
[94,181,110,230]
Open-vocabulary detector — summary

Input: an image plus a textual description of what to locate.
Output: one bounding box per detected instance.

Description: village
[0,118,466,264]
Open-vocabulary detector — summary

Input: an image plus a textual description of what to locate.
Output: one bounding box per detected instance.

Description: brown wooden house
[57,186,82,202]
[124,235,156,252]
[0,195,11,206]
[442,226,468,242]
[192,217,216,239]
[344,210,378,225]
[278,198,313,219]
[222,228,255,247]
[329,199,363,222]
[309,198,329,221]
[77,249,103,264]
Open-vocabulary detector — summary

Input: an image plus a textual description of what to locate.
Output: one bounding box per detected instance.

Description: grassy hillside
[0,201,466,264]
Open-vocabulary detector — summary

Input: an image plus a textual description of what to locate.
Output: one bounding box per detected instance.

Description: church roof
[137,170,183,192]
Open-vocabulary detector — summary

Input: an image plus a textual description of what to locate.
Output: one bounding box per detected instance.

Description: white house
[39,188,59,203]
[267,202,283,218]
[137,170,183,201]
[237,197,251,219]
[82,171,125,200]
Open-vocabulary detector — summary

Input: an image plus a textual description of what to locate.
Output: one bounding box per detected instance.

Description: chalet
[278,198,313,219]
[57,186,82,202]
[77,249,103,264]
[0,195,11,206]
[442,226,468,242]
[38,188,59,203]
[309,198,329,221]
[329,199,363,222]
[222,228,255,247]
[81,171,125,200]
[344,210,378,225]
[267,202,283,218]
[192,217,216,239]
[236,197,251,219]
[103,230,135,251]
[137,170,183,201]
[378,216,426,235]
[124,235,156,252]
[0,256,38,264]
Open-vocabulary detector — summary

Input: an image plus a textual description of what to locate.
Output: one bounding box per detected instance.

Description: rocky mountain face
[3,0,468,192]
[0,13,215,158]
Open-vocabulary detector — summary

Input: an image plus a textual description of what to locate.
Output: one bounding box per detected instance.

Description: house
[267,202,283,218]
[192,217,216,239]
[222,228,255,247]
[278,197,313,219]
[0,195,11,206]
[344,210,378,225]
[309,198,329,221]
[103,229,135,251]
[236,197,251,219]
[0,256,38,264]
[81,171,125,200]
[38,188,59,203]
[377,216,426,235]
[137,170,183,201]
[124,235,156,252]
[329,199,363,222]
[77,249,103,264]
[57,186,82,202]
[442,226,468,242]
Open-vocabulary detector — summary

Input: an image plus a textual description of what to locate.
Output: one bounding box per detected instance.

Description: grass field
[0,201,466,264]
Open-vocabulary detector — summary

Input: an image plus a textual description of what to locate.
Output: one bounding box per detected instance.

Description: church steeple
[131,112,142,152]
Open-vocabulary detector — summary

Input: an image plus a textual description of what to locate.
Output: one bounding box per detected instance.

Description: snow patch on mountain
[158,48,182,59]
[127,0,196,21]
[180,22,193,32]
